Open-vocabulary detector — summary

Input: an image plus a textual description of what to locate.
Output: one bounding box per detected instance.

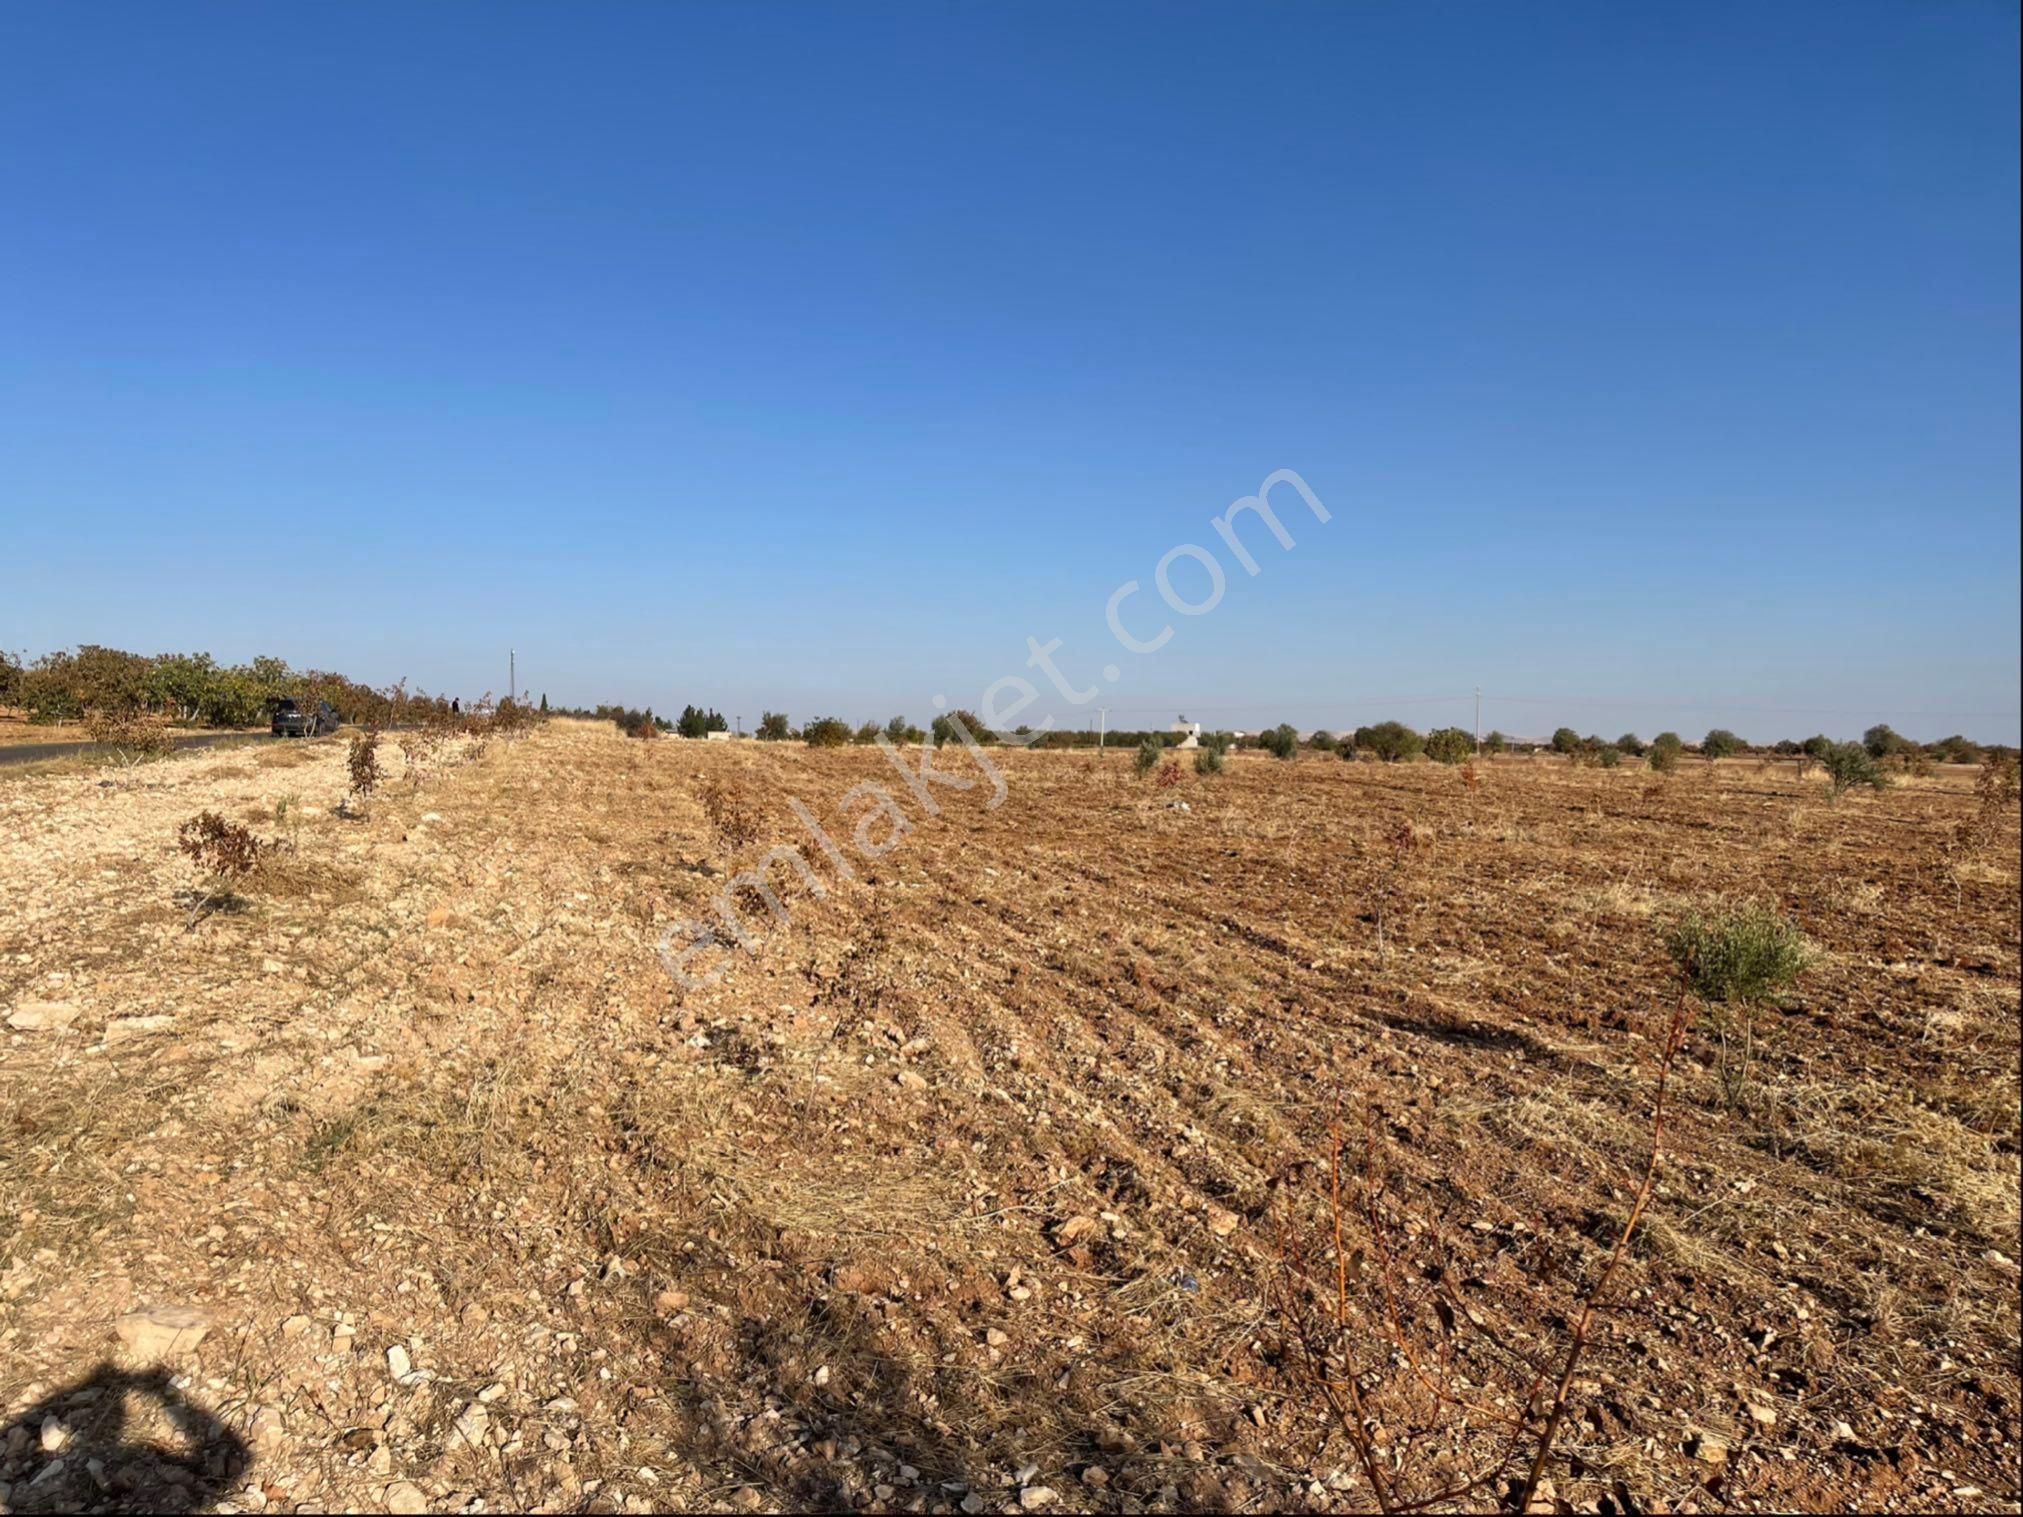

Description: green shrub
[1597,745,1624,769]
[1482,730,1507,754]
[1307,730,1338,754]
[1648,732,1684,773]
[1702,729,1743,760]
[1820,740,1890,799]
[1665,905,1812,1004]
[1134,737,1161,778]
[804,716,852,748]
[1193,744,1225,777]
[1355,721,1423,763]
[84,707,175,764]
[1424,727,1473,765]
[757,711,791,741]
[1260,723,1300,760]
[1616,733,1646,757]
[1551,727,1581,754]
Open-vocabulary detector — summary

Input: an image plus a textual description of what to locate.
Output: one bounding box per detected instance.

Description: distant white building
[1170,717,1203,750]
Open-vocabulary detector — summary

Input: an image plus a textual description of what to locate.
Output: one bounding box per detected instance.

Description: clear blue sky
[3,2,2017,742]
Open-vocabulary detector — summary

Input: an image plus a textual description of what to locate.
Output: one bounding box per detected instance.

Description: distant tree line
[0,645,463,729]
[15,651,2005,772]
[710,708,2019,766]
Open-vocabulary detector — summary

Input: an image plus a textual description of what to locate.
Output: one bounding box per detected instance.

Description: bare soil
[1,723,2016,1514]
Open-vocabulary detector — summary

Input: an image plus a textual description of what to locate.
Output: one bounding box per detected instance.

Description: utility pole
[1474,686,1482,752]
[1097,707,1109,755]
[736,714,743,737]
[509,649,516,705]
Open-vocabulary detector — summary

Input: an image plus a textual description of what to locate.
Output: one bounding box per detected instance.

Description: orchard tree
[932,710,994,746]
[1863,723,1906,759]
[804,716,851,748]
[1424,727,1473,764]
[1355,721,1423,764]
[1702,729,1743,760]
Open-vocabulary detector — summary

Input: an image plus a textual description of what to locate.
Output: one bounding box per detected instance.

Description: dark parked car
[271,697,339,738]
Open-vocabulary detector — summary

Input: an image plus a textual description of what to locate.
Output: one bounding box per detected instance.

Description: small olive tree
[1666,903,1811,1109]
[345,727,382,817]
[1820,740,1890,800]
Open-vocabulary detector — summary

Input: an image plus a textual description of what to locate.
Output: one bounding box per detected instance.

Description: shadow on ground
[1,1363,250,1514]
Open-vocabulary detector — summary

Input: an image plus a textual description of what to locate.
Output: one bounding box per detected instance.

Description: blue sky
[3,2,2017,742]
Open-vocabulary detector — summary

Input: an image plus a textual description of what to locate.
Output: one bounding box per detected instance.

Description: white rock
[115,1305,211,1360]
[451,1402,489,1448]
[6,1001,79,1031]
[249,1405,285,1448]
[384,1479,429,1514]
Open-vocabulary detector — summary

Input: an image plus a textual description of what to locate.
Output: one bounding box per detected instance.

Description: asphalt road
[0,731,280,767]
